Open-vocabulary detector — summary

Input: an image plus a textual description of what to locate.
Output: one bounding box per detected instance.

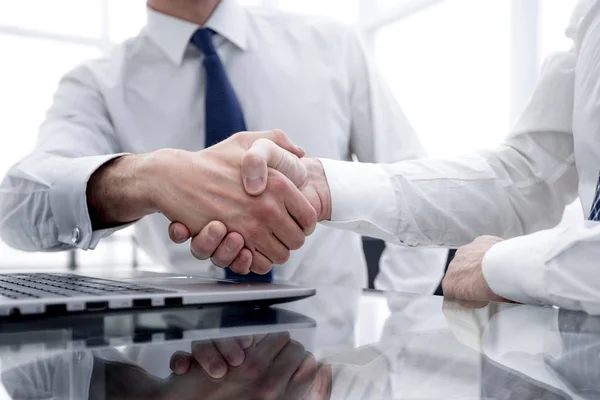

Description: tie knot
[191,28,217,56]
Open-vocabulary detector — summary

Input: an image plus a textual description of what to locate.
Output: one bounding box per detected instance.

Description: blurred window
[0,0,103,38]
[374,0,511,157]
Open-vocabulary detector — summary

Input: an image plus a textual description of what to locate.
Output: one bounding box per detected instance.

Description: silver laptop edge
[0,271,316,317]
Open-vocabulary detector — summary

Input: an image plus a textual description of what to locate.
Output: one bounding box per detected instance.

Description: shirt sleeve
[1,352,95,399]
[342,27,448,292]
[481,221,600,313]
[321,1,595,309]
[322,40,578,248]
[0,63,129,251]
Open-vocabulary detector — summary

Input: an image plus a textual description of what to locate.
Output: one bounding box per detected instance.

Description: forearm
[87,153,158,230]
[482,222,600,312]
[322,141,577,248]
[322,48,577,248]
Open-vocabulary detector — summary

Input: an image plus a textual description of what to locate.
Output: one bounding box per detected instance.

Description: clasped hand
[160,129,331,275]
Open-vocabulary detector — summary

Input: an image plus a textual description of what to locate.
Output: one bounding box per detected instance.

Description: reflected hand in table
[164,332,329,400]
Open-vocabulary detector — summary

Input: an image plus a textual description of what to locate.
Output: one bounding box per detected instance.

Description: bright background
[0,0,578,269]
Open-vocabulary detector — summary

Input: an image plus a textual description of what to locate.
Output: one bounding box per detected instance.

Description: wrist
[138,148,193,213]
[87,153,159,229]
[304,158,332,221]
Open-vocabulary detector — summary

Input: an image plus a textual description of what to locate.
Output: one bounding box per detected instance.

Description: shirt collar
[146,0,248,66]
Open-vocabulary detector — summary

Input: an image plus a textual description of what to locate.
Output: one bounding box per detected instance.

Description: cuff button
[71,227,81,244]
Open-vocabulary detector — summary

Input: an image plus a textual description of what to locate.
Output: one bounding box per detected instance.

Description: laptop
[0,306,316,357]
[0,270,315,318]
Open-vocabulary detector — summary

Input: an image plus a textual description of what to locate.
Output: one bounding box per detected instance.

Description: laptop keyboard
[0,273,172,300]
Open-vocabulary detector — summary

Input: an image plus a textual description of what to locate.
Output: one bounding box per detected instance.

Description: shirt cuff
[49,154,129,250]
[481,231,554,305]
[318,158,399,243]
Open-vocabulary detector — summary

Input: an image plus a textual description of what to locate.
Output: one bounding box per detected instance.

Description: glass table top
[0,285,592,399]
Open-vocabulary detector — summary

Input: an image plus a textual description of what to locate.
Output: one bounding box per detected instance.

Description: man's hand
[163,333,324,400]
[170,140,333,272]
[170,336,256,379]
[442,235,508,303]
[88,130,317,274]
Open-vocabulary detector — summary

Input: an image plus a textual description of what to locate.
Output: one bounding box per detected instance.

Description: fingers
[287,353,319,399]
[170,337,254,378]
[229,248,253,275]
[311,365,333,400]
[249,250,274,275]
[213,337,246,368]
[283,193,318,236]
[170,351,193,376]
[263,340,307,393]
[237,336,254,349]
[250,332,291,363]
[271,172,317,236]
[191,340,230,379]
[189,221,227,260]
[169,222,192,244]
[210,232,245,268]
[291,353,319,387]
[264,170,317,239]
[242,138,309,196]
[269,202,306,250]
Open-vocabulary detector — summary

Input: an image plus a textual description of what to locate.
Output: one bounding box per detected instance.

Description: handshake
[166,130,332,274]
[89,130,332,275]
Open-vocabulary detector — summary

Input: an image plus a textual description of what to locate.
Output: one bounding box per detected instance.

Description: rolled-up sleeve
[0,63,128,251]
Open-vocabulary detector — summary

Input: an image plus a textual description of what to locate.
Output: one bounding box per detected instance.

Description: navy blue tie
[191,28,272,282]
[590,172,600,221]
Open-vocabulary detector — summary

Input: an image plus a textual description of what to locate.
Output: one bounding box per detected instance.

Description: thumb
[242,138,308,195]
[243,129,305,158]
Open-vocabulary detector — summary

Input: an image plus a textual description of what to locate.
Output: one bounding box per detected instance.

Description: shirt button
[71,227,81,244]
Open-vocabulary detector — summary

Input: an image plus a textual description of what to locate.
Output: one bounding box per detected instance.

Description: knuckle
[244,151,264,170]
[290,339,305,353]
[191,344,214,363]
[272,129,286,142]
[200,351,225,369]
[274,250,290,265]
[441,278,454,296]
[290,234,305,251]
[244,224,263,245]
[233,131,248,143]
[297,206,317,231]
[254,198,279,219]
[210,257,228,269]
[276,331,291,344]
[252,260,272,275]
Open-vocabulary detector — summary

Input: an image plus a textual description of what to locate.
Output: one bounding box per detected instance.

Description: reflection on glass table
[0,287,598,399]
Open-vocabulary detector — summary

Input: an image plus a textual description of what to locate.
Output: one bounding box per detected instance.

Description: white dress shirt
[0,0,445,289]
[322,0,600,311]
